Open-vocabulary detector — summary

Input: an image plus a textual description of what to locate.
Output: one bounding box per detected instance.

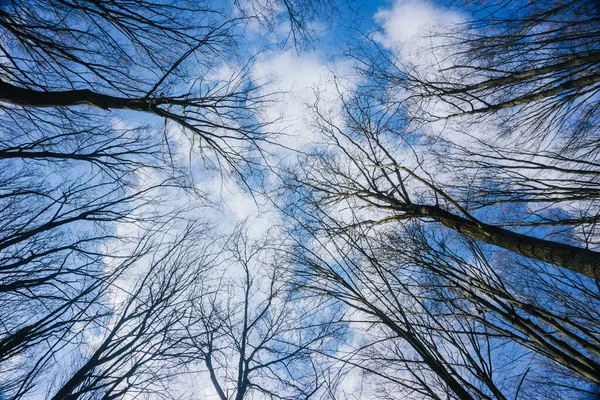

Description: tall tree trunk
[410,204,600,279]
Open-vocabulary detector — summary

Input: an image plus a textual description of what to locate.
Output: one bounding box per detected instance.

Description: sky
[187,1,599,397]
[133,1,472,397]
[201,0,465,233]
[4,0,598,398]
[180,1,467,396]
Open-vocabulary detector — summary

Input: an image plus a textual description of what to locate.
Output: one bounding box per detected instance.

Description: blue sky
[2,1,599,399]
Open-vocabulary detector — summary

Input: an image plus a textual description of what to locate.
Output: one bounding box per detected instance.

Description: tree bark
[441,52,600,94]
[0,80,157,111]
[410,204,600,279]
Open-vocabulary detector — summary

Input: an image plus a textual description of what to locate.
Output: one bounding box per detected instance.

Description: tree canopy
[0,0,599,399]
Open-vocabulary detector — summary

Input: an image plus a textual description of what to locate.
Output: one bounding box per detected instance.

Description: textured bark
[442,52,600,94]
[472,73,600,111]
[411,205,600,279]
[0,80,159,111]
[443,73,600,118]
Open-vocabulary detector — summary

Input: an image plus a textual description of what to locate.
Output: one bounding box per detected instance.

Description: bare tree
[45,223,218,400]
[0,109,189,398]
[186,227,342,400]
[278,2,600,394]
[344,0,600,265]
[5,0,600,399]
[0,0,350,171]
[292,89,600,278]
[363,0,600,138]
[285,203,600,399]
[0,1,335,398]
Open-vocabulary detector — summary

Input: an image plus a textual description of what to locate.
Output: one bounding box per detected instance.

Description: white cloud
[252,49,354,154]
[373,0,462,49]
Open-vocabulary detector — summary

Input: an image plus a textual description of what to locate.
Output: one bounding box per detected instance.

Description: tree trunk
[0,80,155,111]
[411,204,600,279]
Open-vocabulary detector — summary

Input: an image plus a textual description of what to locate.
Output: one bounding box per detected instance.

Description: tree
[293,88,599,278]
[286,200,600,399]
[0,0,345,169]
[279,0,600,398]
[346,0,600,272]
[3,0,600,398]
[0,1,337,398]
[294,0,600,280]
[0,112,185,398]
[0,1,273,173]
[0,1,258,384]
[186,227,342,400]
[364,0,600,138]
[46,223,215,400]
